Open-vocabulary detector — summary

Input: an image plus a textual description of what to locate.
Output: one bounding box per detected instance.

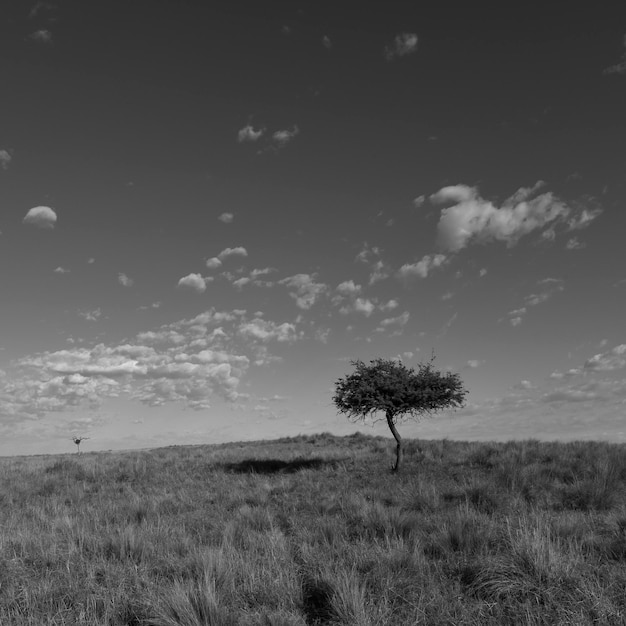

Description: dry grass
[1,432,626,624]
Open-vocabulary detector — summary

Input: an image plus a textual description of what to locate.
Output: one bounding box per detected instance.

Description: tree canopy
[333,357,467,471]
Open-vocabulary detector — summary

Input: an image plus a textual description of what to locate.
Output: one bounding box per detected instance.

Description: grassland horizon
[1,432,626,625]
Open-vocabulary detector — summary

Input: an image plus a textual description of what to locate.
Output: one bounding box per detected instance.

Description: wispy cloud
[28,29,52,44]
[78,308,102,322]
[218,212,234,223]
[29,2,55,18]
[322,35,332,49]
[506,278,564,326]
[53,266,70,274]
[384,33,418,61]
[23,206,57,229]
[0,149,12,170]
[584,344,626,372]
[604,34,626,75]
[118,273,134,288]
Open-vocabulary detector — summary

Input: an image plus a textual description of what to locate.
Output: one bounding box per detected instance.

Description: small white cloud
[384,33,418,60]
[87,258,95,264]
[604,34,626,75]
[466,359,482,369]
[353,298,375,317]
[218,247,248,260]
[54,266,70,274]
[479,268,488,277]
[177,273,208,293]
[28,29,52,43]
[322,35,332,49]
[510,317,523,327]
[398,254,447,279]
[206,257,222,270]
[272,126,299,147]
[238,125,264,143]
[218,212,234,223]
[335,280,361,297]
[23,206,57,229]
[0,149,12,170]
[118,273,134,288]
[381,299,399,312]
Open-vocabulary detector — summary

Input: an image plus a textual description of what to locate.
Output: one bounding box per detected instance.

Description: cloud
[431,183,600,253]
[353,298,375,317]
[376,311,410,332]
[479,268,488,277]
[322,35,332,49]
[398,254,448,279]
[238,125,264,142]
[28,29,52,43]
[0,149,12,170]
[368,260,390,285]
[272,126,299,147]
[206,257,222,270]
[29,2,55,18]
[23,206,57,229]
[279,273,327,309]
[506,278,564,326]
[413,195,426,208]
[0,308,304,417]
[381,299,399,312]
[78,309,102,322]
[218,212,234,223]
[177,273,208,293]
[54,266,70,274]
[384,33,418,60]
[238,318,299,344]
[118,273,134,288]
[566,237,585,250]
[335,280,361,297]
[604,34,626,75]
[584,344,626,372]
[466,360,482,369]
[218,246,248,260]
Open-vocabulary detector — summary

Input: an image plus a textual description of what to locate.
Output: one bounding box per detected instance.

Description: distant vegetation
[1,433,626,624]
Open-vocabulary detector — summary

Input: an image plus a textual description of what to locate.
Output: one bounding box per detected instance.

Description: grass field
[1,432,626,625]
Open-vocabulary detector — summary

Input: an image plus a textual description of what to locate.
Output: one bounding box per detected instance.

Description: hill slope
[1,433,626,624]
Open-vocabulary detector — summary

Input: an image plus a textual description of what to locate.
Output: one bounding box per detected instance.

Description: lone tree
[72,436,89,454]
[333,357,467,472]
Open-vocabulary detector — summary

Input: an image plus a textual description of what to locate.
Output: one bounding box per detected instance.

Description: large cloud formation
[0,309,302,418]
[23,206,57,229]
[431,183,601,253]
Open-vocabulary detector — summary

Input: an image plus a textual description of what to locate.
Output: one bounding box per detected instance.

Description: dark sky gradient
[1,1,625,455]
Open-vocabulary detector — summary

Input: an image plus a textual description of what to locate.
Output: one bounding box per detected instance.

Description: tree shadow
[221,457,339,474]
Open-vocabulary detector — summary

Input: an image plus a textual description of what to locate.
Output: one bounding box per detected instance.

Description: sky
[1,1,626,456]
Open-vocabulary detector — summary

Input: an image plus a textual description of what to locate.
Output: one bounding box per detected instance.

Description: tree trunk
[386,411,402,472]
